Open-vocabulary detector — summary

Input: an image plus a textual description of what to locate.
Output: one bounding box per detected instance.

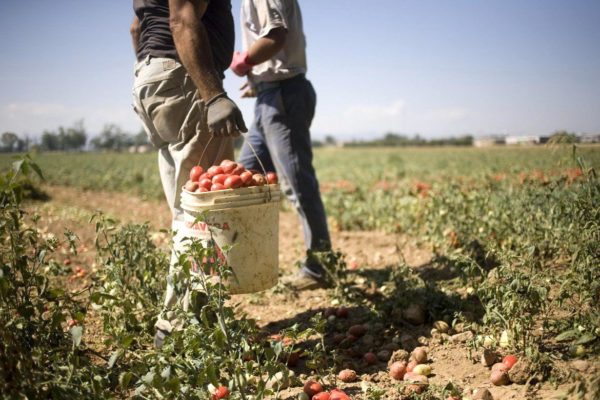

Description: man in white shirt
[230,0,331,290]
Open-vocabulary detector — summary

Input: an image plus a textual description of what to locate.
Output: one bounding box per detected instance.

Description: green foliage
[40,120,87,151]
[0,156,106,399]
[90,124,149,151]
[1,145,599,396]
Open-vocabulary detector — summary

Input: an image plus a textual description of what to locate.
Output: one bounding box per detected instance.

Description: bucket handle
[196,134,273,202]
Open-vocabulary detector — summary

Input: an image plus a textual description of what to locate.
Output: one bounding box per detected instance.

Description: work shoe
[153,328,170,350]
[282,265,329,291]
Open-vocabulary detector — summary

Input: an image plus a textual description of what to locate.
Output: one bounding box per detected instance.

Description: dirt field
[27,184,598,399]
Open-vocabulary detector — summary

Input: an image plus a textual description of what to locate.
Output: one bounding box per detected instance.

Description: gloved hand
[230,51,254,76]
[205,93,248,137]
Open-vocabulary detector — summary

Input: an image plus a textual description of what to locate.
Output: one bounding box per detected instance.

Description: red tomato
[266,171,278,184]
[232,164,246,175]
[198,172,210,181]
[303,380,323,397]
[199,178,213,190]
[240,171,253,185]
[208,166,224,176]
[224,175,243,189]
[211,183,226,191]
[211,386,229,399]
[189,166,204,182]
[212,174,228,185]
[503,355,518,369]
[221,160,237,174]
[196,187,209,193]
[330,389,350,400]
[312,393,330,400]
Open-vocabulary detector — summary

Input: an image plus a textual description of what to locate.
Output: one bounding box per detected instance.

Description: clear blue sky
[1,0,599,140]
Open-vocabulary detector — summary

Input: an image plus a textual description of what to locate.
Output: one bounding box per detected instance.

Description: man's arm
[130,16,140,54]
[230,27,286,76]
[168,0,223,102]
[168,0,246,136]
[246,27,286,65]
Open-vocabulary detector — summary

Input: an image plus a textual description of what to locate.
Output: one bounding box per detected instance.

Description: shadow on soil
[261,253,489,378]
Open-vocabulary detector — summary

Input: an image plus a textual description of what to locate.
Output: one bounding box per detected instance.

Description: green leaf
[29,161,45,180]
[71,325,83,347]
[273,341,283,358]
[575,333,597,345]
[555,329,578,342]
[119,371,133,389]
[120,334,135,349]
[206,363,218,385]
[12,159,24,175]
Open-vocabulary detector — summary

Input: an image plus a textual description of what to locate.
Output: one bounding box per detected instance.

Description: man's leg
[237,103,275,173]
[156,73,233,339]
[133,58,233,346]
[258,80,331,281]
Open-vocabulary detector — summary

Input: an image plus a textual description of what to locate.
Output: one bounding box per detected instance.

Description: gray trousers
[132,56,233,332]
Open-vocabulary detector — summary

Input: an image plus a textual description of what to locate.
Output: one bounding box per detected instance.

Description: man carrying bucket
[130,0,247,348]
[230,0,332,290]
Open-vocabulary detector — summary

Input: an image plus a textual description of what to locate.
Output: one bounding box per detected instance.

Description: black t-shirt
[133,0,234,78]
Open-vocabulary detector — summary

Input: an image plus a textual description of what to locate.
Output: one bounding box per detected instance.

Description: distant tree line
[40,120,87,151]
[343,132,474,147]
[1,121,150,153]
[90,124,149,151]
[1,132,28,152]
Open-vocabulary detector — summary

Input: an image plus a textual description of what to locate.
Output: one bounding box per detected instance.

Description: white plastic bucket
[174,184,280,294]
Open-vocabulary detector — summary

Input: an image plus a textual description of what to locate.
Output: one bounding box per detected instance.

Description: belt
[253,74,306,93]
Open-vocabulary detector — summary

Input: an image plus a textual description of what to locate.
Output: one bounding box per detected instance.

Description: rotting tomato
[185,180,199,192]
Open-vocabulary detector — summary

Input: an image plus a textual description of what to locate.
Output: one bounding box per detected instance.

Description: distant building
[128,145,153,153]
[580,134,600,143]
[473,136,505,147]
[505,136,540,145]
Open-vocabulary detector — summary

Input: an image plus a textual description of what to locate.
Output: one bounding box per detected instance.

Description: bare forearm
[130,17,140,55]
[246,28,286,65]
[170,3,223,101]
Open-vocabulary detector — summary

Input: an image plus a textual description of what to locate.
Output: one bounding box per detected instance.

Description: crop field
[1,145,599,399]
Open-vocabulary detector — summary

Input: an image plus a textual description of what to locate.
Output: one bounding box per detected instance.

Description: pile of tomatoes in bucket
[184,159,278,193]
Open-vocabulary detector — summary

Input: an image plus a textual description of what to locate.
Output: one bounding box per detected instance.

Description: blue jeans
[238,76,331,273]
